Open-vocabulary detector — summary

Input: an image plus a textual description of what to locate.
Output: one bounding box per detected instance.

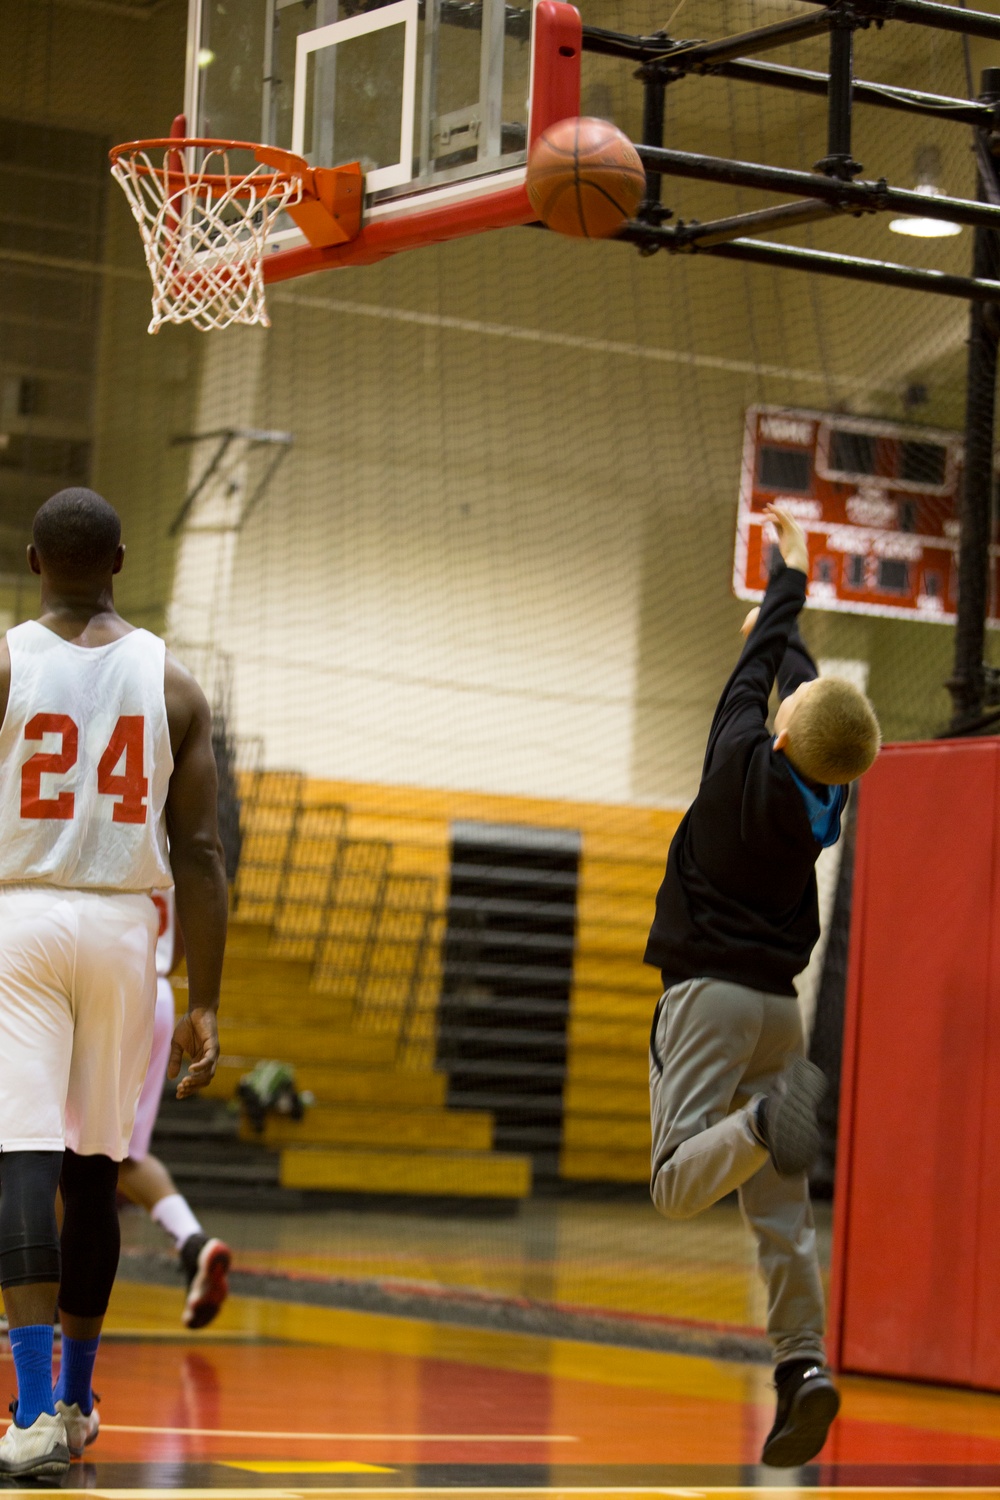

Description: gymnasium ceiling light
[889,146,962,239]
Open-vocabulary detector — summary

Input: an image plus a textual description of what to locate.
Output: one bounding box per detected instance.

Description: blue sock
[53,1334,101,1416]
[8,1324,55,1428]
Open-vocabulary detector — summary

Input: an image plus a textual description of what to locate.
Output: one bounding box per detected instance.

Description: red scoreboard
[734,405,999,624]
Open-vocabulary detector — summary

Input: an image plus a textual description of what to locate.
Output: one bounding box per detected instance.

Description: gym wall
[1,0,995,809]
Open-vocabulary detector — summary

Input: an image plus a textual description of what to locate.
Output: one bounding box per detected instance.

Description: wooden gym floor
[3,1203,998,1499]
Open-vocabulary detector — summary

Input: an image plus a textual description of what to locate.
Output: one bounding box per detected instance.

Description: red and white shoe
[180,1235,231,1329]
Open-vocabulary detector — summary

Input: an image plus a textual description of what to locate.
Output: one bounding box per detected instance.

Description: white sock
[150,1193,203,1252]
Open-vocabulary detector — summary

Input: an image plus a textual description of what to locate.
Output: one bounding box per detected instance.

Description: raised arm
[163,656,228,1098]
[703,507,809,775]
[777,621,818,700]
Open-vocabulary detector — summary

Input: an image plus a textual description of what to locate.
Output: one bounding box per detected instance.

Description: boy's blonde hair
[785,678,881,785]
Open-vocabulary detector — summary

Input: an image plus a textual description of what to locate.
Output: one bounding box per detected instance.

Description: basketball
[526,117,646,239]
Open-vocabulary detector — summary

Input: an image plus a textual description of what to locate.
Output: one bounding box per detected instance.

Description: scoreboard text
[733,405,998,625]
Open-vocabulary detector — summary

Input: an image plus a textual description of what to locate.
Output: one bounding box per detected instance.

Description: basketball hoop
[110,139,315,334]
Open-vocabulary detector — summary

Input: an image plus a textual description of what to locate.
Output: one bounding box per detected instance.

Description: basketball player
[119,887,232,1330]
[0,487,228,1478]
[645,506,880,1468]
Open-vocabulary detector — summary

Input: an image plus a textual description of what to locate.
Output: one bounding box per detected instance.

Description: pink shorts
[127,976,175,1162]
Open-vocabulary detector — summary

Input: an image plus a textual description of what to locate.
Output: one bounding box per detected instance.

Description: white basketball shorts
[0,885,158,1160]
[128,977,175,1162]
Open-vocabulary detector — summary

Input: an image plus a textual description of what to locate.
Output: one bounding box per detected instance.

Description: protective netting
[110,142,305,333]
[0,0,993,1352]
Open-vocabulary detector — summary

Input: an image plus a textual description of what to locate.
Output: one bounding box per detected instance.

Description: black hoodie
[644,563,836,997]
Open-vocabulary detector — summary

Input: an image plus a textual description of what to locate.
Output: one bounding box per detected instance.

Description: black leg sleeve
[0,1150,63,1289]
[58,1151,121,1319]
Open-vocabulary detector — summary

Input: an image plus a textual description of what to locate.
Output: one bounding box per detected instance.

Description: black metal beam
[948,69,1000,733]
[579,12,835,66]
[797,0,1000,44]
[672,200,839,247]
[634,143,1000,230]
[665,12,836,68]
[814,6,861,179]
[622,227,1000,302]
[638,62,667,225]
[711,59,993,129]
[579,24,671,63]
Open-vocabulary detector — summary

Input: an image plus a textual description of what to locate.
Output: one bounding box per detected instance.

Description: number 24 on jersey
[21,713,149,824]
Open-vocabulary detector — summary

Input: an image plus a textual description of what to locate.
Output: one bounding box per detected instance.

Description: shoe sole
[768,1059,826,1177]
[762,1380,841,1467]
[0,1441,71,1478]
[183,1241,231,1329]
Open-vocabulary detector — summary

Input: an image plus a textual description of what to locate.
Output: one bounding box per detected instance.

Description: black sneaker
[756,1058,826,1177]
[761,1359,840,1467]
[180,1234,231,1330]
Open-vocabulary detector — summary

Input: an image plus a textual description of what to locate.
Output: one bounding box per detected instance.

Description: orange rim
[108,137,308,197]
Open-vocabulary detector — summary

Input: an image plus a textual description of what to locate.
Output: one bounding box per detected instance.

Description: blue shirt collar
[777,747,848,848]
[791,768,845,852]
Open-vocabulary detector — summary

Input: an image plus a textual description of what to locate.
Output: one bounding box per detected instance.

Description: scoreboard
[733,405,999,625]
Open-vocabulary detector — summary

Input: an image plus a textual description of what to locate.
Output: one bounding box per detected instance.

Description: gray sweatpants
[648,977,825,1366]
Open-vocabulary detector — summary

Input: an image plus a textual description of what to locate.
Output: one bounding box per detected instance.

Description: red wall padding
[830,738,999,1390]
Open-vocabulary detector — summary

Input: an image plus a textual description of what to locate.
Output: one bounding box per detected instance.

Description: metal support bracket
[169,428,294,537]
[814,6,864,180]
[635,57,671,229]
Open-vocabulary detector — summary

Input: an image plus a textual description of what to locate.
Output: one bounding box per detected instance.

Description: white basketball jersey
[151,887,176,976]
[0,621,173,892]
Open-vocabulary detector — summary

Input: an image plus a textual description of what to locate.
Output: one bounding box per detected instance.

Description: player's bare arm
[163,654,228,1099]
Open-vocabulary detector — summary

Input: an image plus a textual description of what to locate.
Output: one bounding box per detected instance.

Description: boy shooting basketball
[0,488,228,1478]
[645,505,880,1468]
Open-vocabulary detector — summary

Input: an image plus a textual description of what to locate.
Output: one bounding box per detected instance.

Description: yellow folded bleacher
[211,770,681,1196]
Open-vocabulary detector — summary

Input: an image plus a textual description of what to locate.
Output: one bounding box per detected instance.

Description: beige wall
[6,0,1000,805]
[0,0,200,630]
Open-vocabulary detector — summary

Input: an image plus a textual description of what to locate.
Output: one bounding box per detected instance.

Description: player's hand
[169,1007,220,1099]
[740,607,760,639]
[764,504,809,575]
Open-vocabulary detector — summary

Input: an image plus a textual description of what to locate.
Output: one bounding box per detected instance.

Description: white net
[110,142,305,334]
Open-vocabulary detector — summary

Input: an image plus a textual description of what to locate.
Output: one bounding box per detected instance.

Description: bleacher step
[247,1104,494,1152]
[559,1148,650,1183]
[280,1145,532,1199]
[219,1023,398,1066]
[205,1061,448,1108]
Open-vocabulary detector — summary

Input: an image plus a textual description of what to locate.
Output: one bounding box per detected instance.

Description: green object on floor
[236,1060,313,1134]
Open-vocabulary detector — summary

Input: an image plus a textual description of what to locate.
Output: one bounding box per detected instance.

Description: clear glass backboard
[187,0,548,249]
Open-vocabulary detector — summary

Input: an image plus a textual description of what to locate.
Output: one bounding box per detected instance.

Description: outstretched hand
[764,504,809,575]
[168,1008,220,1099]
[740,606,760,639]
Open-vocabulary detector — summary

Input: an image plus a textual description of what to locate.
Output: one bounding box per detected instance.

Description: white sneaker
[56,1398,100,1457]
[0,1409,70,1477]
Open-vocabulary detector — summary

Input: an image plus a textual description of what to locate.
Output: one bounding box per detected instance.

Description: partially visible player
[0,488,228,1479]
[645,506,880,1468]
[119,887,231,1330]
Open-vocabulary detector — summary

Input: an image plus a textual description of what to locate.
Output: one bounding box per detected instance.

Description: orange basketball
[526,117,646,239]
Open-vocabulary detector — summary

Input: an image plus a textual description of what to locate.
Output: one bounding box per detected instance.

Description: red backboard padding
[830,739,999,1389]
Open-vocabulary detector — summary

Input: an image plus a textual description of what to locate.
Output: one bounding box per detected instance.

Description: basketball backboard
[184,0,581,279]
